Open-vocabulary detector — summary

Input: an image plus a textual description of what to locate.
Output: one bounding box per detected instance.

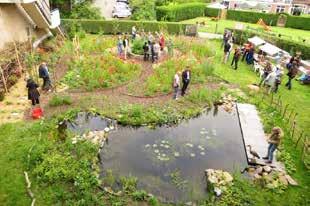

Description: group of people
[222,29,307,92]
[27,62,52,106]
[117,26,174,63]
[173,67,191,100]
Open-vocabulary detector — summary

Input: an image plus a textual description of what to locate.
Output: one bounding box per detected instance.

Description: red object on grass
[32,107,43,119]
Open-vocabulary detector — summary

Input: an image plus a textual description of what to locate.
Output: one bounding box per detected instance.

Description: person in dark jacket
[38,62,51,91]
[231,48,241,70]
[26,78,40,106]
[223,41,231,64]
[181,66,191,96]
[285,61,299,90]
[143,42,149,61]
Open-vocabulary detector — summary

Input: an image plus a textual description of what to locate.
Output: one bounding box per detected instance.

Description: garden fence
[253,89,309,169]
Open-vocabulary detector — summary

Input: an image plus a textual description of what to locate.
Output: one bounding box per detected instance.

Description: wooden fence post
[288,110,294,122]
[295,131,304,148]
[291,121,296,139]
[282,104,289,118]
[277,95,281,106]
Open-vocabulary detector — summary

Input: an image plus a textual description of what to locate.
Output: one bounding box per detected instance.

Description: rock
[285,175,298,186]
[104,127,110,132]
[248,167,256,174]
[278,175,288,186]
[263,166,272,173]
[254,174,262,179]
[247,84,260,92]
[223,172,233,183]
[255,167,263,175]
[214,187,222,197]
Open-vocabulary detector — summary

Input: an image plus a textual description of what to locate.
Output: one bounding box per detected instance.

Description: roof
[248,36,266,46]
[259,43,281,56]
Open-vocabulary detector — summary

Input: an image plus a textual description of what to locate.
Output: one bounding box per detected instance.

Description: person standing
[181,67,191,96]
[263,127,283,164]
[167,38,174,57]
[38,62,51,91]
[159,33,165,51]
[285,61,299,90]
[259,61,273,86]
[26,78,40,106]
[231,48,241,70]
[242,42,251,62]
[273,66,282,93]
[173,71,181,100]
[117,36,123,57]
[123,35,129,60]
[143,42,149,61]
[150,42,155,63]
[154,41,161,62]
[223,40,231,64]
[131,26,137,40]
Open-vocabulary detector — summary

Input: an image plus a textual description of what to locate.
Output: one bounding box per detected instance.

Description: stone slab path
[237,103,278,166]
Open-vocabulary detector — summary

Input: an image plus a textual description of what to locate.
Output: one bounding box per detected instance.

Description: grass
[48,95,72,107]
[182,17,310,43]
[211,40,310,136]
[0,35,309,206]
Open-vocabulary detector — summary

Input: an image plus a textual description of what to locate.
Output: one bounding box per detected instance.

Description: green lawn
[212,40,310,135]
[182,17,310,43]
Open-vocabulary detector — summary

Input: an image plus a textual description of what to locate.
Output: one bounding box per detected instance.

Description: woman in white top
[173,71,181,100]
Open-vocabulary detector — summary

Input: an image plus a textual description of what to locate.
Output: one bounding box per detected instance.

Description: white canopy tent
[248,36,266,46]
[259,43,281,56]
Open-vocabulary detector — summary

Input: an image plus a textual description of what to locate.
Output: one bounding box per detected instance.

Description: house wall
[0,3,48,51]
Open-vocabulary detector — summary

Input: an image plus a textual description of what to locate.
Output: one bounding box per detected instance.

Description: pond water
[67,112,117,134]
[99,106,248,203]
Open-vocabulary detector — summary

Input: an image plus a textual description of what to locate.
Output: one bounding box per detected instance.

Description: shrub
[205,7,220,17]
[132,39,145,55]
[62,19,190,35]
[49,95,73,107]
[286,15,310,30]
[64,2,103,20]
[227,10,279,26]
[130,0,157,20]
[156,2,206,21]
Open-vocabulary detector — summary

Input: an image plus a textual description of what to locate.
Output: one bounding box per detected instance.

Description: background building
[0,0,62,51]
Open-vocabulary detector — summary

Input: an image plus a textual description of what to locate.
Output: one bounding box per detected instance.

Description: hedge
[205,7,220,17]
[230,28,310,59]
[227,10,279,26]
[62,19,191,35]
[156,3,206,21]
[286,15,310,30]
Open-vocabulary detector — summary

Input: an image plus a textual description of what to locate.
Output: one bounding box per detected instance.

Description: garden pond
[68,107,248,203]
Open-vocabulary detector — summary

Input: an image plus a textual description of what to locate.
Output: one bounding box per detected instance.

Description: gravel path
[93,0,116,19]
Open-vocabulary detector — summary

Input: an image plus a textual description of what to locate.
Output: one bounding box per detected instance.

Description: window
[276,5,285,13]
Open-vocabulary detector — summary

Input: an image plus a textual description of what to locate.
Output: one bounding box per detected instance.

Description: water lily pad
[206,136,211,140]
[145,144,150,148]
[198,145,205,150]
[160,144,165,147]
[153,144,157,148]
[161,153,166,157]
[154,149,159,154]
[174,152,180,157]
[185,143,194,147]
[200,152,206,155]
[190,153,196,157]
[164,145,170,149]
